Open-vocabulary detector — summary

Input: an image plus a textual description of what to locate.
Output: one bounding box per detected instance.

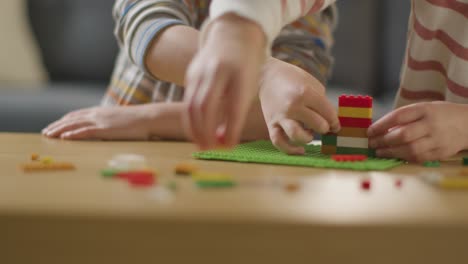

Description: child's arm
[259,9,339,154]
[208,0,336,54]
[184,0,337,150]
[113,0,199,86]
[368,102,468,162]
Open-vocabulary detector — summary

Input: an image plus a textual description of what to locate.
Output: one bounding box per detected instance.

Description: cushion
[0,0,47,83]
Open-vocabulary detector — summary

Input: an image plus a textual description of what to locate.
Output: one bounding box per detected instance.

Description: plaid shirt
[102,0,337,106]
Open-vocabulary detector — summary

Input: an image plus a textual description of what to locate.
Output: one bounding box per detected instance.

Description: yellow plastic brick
[338,107,372,119]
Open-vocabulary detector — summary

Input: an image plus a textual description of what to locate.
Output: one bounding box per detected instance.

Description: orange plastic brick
[285,182,300,192]
[31,153,40,161]
[21,162,76,172]
[337,127,368,138]
[175,163,199,176]
[459,168,468,176]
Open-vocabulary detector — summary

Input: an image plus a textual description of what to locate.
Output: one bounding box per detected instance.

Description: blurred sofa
[0,0,411,132]
[0,0,117,132]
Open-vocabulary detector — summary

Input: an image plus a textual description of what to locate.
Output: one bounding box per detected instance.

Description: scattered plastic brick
[21,162,76,172]
[117,170,155,180]
[31,153,40,161]
[41,156,53,164]
[167,181,178,191]
[423,161,440,167]
[100,168,119,178]
[395,179,402,188]
[196,180,235,188]
[174,163,198,176]
[193,171,236,188]
[108,154,147,171]
[126,172,156,187]
[361,179,371,190]
[285,182,300,192]
[438,176,468,189]
[332,154,368,162]
[463,157,468,166]
[459,168,468,177]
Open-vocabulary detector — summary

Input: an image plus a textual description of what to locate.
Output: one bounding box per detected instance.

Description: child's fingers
[45,120,93,138]
[298,107,330,134]
[369,120,428,149]
[376,137,434,162]
[42,117,73,134]
[61,126,98,140]
[279,119,314,145]
[184,66,206,148]
[195,65,230,149]
[269,125,305,155]
[43,110,91,134]
[368,104,426,137]
[304,93,340,133]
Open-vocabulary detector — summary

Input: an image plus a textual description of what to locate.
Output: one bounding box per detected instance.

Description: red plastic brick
[117,171,154,180]
[332,154,368,162]
[126,172,156,187]
[361,179,371,190]
[339,95,373,108]
[339,117,372,128]
[395,179,402,188]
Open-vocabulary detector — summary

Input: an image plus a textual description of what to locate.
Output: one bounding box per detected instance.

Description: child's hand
[368,102,468,162]
[184,14,266,150]
[42,105,158,140]
[259,58,340,155]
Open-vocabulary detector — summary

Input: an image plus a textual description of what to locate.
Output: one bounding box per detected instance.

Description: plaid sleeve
[113,0,195,73]
[272,5,337,85]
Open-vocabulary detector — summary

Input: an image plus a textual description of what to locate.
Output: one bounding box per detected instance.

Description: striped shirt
[102,0,337,106]
[395,0,468,107]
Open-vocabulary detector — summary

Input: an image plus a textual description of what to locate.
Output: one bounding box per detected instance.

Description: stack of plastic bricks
[321,95,374,156]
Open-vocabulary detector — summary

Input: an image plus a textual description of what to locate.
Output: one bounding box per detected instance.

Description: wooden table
[2,133,468,264]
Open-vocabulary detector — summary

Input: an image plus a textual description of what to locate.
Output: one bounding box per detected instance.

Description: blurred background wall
[0,0,411,132]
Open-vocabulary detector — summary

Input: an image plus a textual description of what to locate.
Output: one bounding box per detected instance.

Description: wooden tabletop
[2,133,468,264]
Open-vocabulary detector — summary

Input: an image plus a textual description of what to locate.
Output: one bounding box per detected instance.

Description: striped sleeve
[272,5,337,84]
[113,0,195,72]
[394,0,468,108]
[208,0,336,50]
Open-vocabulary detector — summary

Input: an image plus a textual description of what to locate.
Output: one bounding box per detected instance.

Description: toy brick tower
[321,95,374,156]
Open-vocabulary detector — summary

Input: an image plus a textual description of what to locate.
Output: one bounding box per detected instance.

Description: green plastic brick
[193,141,401,171]
[321,134,337,146]
[100,168,119,178]
[336,147,376,157]
[196,180,236,188]
[423,161,440,168]
[463,157,468,166]
[167,181,178,191]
